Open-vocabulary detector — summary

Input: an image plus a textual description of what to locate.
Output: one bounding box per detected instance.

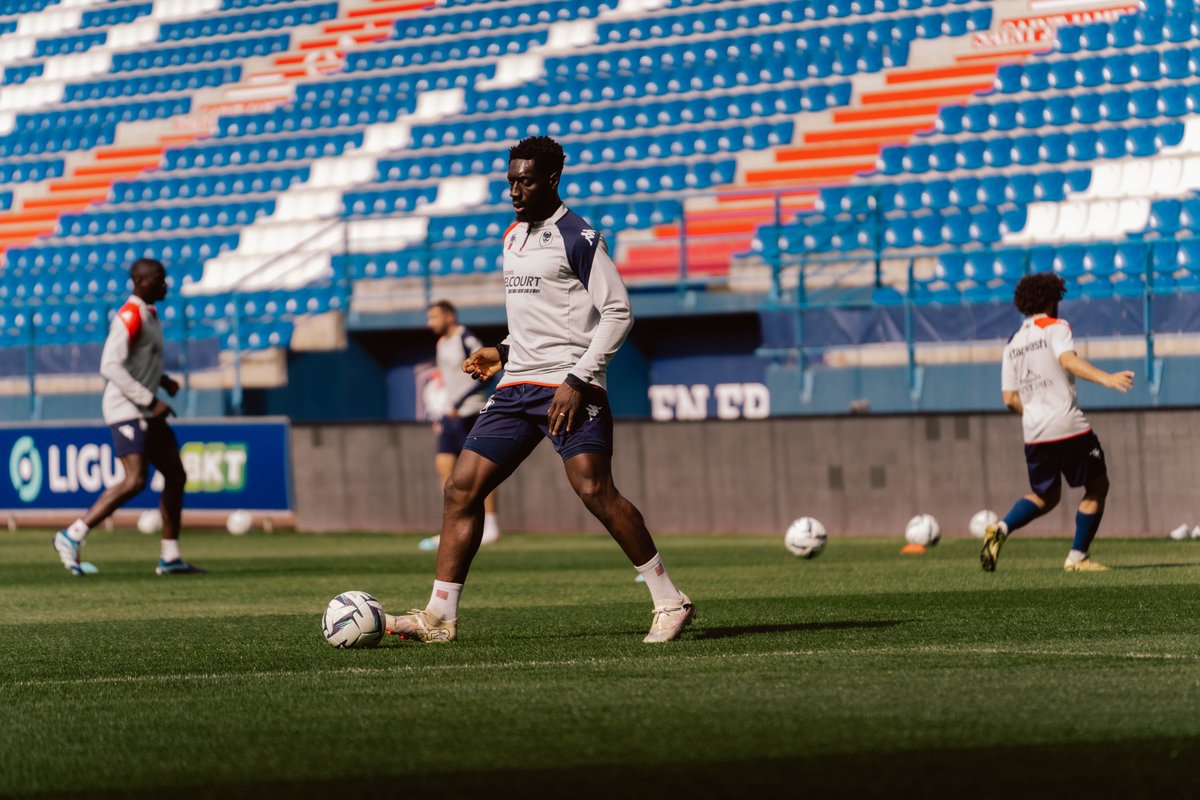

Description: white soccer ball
[137,509,162,535]
[1168,524,1190,541]
[785,517,828,558]
[1191,525,1200,540]
[969,509,998,539]
[322,591,385,649]
[226,509,253,536]
[905,514,941,547]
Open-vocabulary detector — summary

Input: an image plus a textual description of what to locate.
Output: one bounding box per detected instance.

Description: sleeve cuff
[564,373,589,392]
[496,343,509,364]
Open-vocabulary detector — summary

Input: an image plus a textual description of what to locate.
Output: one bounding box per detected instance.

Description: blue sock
[1002,498,1043,534]
[1072,510,1103,553]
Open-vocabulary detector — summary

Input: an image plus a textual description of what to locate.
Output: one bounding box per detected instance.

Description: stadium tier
[0,0,1197,406]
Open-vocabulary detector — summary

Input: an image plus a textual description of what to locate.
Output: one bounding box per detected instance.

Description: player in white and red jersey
[981,272,1134,573]
[386,136,693,644]
[52,258,203,576]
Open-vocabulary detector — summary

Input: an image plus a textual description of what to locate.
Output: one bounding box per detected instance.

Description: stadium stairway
[616,0,1017,281]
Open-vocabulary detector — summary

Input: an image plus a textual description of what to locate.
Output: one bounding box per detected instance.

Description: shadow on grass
[694,619,907,640]
[1111,563,1200,571]
[46,736,1200,800]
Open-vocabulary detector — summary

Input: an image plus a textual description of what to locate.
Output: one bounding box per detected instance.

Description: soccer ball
[226,509,253,535]
[785,517,828,558]
[322,591,385,649]
[1168,524,1190,541]
[136,509,162,535]
[969,509,998,539]
[905,514,941,547]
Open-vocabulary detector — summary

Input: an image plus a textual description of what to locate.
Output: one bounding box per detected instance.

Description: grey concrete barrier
[291,410,1197,537]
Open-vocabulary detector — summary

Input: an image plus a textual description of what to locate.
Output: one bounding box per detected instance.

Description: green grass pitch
[2,530,1199,799]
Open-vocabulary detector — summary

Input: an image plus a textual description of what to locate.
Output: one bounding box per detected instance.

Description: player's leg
[562,452,695,643]
[148,421,205,575]
[53,448,148,575]
[1064,433,1109,571]
[387,387,537,642]
[387,450,515,641]
[982,444,1062,572]
[418,451,459,551]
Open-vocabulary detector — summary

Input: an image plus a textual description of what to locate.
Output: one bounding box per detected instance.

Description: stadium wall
[291,409,1198,538]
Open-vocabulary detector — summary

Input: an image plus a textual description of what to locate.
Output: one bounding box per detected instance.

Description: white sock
[1067,549,1087,563]
[482,512,500,543]
[427,579,463,621]
[161,539,181,562]
[635,553,684,606]
[67,519,89,542]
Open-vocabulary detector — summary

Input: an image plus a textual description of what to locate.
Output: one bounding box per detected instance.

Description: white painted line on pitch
[8,645,1197,689]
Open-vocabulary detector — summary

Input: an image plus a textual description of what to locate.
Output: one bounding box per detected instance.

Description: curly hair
[508,135,565,176]
[1013,272,1067,316]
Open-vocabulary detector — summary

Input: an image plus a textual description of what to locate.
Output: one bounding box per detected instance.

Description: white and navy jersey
[1001,315,1090,444]
[100,295,164,424]
[498,204,632,390]
[437,324,487,417]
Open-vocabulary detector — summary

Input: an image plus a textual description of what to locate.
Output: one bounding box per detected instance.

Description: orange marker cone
[900,543,927,555]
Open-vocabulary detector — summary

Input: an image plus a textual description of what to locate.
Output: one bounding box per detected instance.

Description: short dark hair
[428,300,456,316]
[130,257,163,280]
[508,135,565,176]
[1013,272,1067,316]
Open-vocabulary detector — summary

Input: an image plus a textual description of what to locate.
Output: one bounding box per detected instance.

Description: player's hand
[432,421,442,435]
[462,348,502,382]
[150,399,175,419]
[161,375,180,397]
[1106,370,1135,393]
[548,382,583,436]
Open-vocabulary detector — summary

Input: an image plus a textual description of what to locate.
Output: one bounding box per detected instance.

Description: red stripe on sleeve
[117,302,142,340]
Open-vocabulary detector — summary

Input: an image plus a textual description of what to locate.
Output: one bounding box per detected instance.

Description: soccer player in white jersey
[52,258,204,576]
[386,136,694,643]
[981,273,1134,573]
[417,300,500,551]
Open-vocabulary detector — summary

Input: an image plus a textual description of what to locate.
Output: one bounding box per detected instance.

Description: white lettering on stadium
[648,383,771,421]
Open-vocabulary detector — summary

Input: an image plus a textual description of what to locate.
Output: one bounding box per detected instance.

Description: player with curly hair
[980,272,1135,573]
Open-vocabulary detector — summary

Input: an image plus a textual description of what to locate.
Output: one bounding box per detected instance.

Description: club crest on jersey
[581,229,597,245]
[540,230,553,247]
[506,232,518,250]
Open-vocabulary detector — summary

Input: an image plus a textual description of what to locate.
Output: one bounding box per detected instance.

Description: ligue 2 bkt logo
[8,436,42,502]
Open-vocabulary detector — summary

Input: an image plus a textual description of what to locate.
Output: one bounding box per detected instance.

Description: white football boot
[643,594,696,643]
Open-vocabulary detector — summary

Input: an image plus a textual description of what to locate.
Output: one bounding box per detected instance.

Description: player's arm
[160,374,180,396]
[462,337,505,382]
[1059,352,1134,392]
[1002,391,1023,415]
[549,235,632,435]
[100,315,172,418]
[999,349,1022,414]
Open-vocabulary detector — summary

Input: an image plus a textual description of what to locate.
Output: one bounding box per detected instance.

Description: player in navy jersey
[387,136,694,643]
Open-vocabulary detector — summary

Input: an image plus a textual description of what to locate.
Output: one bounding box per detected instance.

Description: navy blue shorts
[1024,430,1107,497]
[109,417,180,466]
[436,414,479,455]
[463,383,613,471]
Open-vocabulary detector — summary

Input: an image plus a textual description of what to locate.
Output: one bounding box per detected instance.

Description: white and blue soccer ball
[136,509,162,535]
[785,517,828,559]
[322,591,385,649]
[905,514,941,547]
[969,509,998,539]
[226,509,253,536]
